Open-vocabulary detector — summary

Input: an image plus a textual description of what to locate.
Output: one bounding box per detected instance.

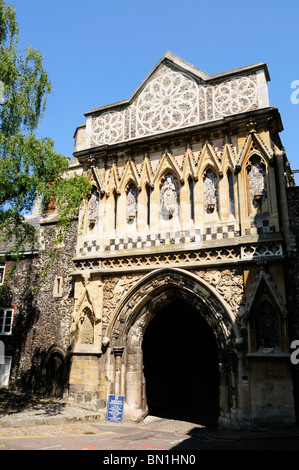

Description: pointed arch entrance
[142,298,219,425]
[106,268,242,425]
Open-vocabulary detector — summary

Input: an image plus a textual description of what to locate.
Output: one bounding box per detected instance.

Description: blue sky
[8,0,299,182]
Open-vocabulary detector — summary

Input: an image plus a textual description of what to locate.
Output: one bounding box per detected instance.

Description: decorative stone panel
[90,65,258,147]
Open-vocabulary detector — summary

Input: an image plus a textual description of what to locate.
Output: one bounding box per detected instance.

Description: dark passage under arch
[142,300,219,426]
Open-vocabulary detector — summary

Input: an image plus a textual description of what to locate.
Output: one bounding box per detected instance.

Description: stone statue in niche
[127,184,138,223]
[80,307,94,345]
[160,174,179,219]
[204,170,218,213]
[247,157,267,210]
[71,273,103,352]
[88,188,99,228]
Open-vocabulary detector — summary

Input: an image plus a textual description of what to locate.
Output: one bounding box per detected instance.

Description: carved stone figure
[127,185,138,223]
[80,307,94,345]
[196,268,245,315]
[204,170,218,213]
[102,275,141,333]
[88,188,99,227]
[160,174,179,219]
[247,157,267,209]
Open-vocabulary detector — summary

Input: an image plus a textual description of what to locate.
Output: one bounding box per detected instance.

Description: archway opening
[142,299,219,426]
[47,352,65,398]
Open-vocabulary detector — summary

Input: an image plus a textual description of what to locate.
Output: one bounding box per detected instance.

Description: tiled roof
[0,215,41,256]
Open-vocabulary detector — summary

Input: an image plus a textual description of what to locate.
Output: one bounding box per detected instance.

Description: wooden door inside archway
[142,299,219,426]
[47,352,65,398]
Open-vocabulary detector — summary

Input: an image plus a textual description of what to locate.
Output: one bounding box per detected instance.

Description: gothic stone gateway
[1,52,298,430]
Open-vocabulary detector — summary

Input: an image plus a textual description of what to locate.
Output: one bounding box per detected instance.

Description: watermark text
[291,80,299,104]
[290,340,299,364]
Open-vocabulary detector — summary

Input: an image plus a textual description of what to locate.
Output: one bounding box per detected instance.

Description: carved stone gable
[89,54,262,148]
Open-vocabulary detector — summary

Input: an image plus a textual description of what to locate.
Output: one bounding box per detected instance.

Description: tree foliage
[0,0,91,262]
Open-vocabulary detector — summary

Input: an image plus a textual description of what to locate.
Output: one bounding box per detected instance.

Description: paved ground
[0,389,299,451]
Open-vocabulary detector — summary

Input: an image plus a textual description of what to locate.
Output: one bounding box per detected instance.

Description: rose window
[214,76,257,116]
[137,72,198,134]
[91,111,124,145]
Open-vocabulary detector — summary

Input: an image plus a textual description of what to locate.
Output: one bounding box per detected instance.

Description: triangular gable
[236,130,273,170]
[197,141,222,176]
[182,147,198,180]
[120,159,141,191]
[106,163,120,195]
[221,136,237,172]
[88,167,106,195]
[246,269,288,318]
[86,52,269,149]
[86,52,268,115]
[140,154,154,187]
[153,151,183,183]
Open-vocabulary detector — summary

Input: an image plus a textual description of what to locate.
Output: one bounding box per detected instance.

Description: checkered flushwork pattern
[78,219,277,254]
[80,223,234,253]
[106,229,202,252]
[201,223,240,241]
[244,219,276,236]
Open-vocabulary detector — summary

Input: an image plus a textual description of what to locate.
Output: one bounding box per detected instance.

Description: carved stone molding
[105,268,242,351]
[102,274,142,331]
[196,268,245,316]
[74,241,283,273]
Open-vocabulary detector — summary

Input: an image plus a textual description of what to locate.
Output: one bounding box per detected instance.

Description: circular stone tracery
[214,76,257,116]
[90,72,258,146]
[91,111,124,145]
[136,72,198,134]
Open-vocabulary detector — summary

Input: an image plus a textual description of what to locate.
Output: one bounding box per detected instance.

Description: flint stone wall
[2,221,77,394]
[286,186,299,421]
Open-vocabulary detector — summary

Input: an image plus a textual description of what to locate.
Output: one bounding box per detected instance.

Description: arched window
[146,185,151,227]
[254,300,280,351]
[227,170,235,216]
[188,177,194,221]
[113,191,118,229]
[204,169,218,214]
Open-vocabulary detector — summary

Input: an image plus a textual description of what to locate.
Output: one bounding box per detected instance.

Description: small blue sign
[106,394,125,422]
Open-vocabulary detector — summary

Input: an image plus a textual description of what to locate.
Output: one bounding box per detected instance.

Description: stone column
[236,349,251,423]
[275,147,296,252]
[113,347,124,396]
[218,362,230,417]
[125,345,144,421]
